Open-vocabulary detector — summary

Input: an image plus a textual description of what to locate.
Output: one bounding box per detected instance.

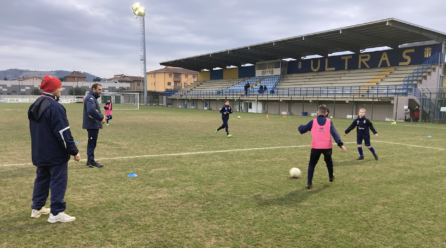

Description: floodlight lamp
[131,2,146,18]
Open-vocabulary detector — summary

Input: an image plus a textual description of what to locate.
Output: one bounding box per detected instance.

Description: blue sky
[1,0,445,78]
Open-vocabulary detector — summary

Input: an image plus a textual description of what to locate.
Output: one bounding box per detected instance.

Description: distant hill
[0,69,103,81]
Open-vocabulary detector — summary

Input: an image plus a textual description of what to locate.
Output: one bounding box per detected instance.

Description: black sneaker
[373,154,378,160]
[88,161,103,168]
[357,156,364,160]
[306,182,312,189]
[329,175,335,182]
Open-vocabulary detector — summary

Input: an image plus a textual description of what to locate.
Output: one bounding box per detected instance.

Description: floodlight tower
[131,2,147,105]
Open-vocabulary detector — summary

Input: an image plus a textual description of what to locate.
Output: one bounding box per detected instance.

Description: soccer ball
[289,168,301,178]
[238,116,241,119]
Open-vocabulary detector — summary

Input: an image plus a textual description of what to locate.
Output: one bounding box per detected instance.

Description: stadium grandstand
[160,18,446,123]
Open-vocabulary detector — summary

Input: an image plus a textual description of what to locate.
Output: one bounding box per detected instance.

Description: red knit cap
[40,76,62,93]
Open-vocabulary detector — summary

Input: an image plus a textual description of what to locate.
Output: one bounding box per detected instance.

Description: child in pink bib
[104,99,113,126]
[298,105,346,189]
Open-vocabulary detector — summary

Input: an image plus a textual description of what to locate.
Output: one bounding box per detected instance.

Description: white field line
[0,141,443,168]
[373,140,446,151]
[370,122,446,130]
[0,143,355,168]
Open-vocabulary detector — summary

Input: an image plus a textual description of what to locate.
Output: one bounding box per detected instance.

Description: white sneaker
[47,212,76,223]
[30,207,51,218]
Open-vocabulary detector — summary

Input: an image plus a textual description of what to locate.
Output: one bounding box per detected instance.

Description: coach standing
[28,76,80,223]
[83,83,106,168]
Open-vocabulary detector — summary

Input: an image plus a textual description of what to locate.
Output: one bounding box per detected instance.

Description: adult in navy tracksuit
[83,83,106,168]
[344,108,379,160]
[298,105,346,189]
[28,76,79,223]
[215,100,233,137]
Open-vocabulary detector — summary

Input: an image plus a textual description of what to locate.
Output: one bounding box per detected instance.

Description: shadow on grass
[253,184,329,206]
[333,159,374,167]
[0,221,47,234]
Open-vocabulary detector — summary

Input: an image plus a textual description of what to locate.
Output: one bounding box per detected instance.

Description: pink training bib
[310,118,333,149]
[105,103,112,116]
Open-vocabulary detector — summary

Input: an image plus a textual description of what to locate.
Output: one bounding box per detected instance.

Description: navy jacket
[82,92,104,129]
[28,93,79,166]
[220,105,233,120]
[104,102,112,110]
[345,116,377,139]
[298,115,344,147]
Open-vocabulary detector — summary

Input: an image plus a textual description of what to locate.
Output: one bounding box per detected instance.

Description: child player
[298,105,346,189]
[215,100,233,138]
[344,108,378,160]
[104,98,113,126]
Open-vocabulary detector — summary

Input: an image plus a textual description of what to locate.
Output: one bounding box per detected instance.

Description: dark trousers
[245,89,248,96]
[87,129,99,163]
[217,118,229,134]
[307,148,334,182]
[31,163,68,215]
[414,118,419,122]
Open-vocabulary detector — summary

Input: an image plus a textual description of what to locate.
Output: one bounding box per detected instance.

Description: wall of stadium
[197,66,256,81]
[238,66,255,78]
[198,71,210,81]
[170,99,395,121]
[210,69,224,80]
[223,68,238,79]
[288,44,441,74]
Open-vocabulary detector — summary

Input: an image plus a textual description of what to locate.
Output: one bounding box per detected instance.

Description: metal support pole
[333,96,336,118]
[352,95,354,118]
[257,95,259,114]
[371,95,374,120]
[395,95,399,121]
[142,16,148,105]
[279,97,281,115]
[420,93,423,121]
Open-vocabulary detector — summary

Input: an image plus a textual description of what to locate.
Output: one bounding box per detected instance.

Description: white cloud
[0,0,445,77]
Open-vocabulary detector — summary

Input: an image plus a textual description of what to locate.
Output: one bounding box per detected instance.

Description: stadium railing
[402,52,444,90]
[413,85,442,119]
[171,84,409,98]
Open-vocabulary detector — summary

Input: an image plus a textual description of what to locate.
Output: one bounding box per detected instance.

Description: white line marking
[371,122,446,130]
[0,141,443,168]
[0,143,355,168]
[373,140,446,151]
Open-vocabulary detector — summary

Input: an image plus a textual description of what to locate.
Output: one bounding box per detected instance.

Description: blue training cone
[128,173,138,177]
[427,136,432,138]
[74,142,78,144]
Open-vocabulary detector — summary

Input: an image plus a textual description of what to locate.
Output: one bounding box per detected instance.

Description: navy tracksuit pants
[87,129,99,163]
[31,163,68,215]
[307,148,334,182]
[218,118,229,134]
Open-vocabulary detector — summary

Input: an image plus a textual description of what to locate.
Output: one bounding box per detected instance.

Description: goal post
[100,93,139,110]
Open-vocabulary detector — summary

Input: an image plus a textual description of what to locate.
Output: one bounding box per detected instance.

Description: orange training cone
[266,114,269,118]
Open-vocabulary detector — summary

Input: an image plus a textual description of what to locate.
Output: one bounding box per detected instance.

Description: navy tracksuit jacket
[28,93,78,215]
[218,105,232,133]
[82,92,104,163]
[345,116,377,139]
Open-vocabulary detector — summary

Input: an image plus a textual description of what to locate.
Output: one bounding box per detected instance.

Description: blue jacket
[220,105,233,120]
[298,115,344,147]
[345,116,377,139]
[82,92,104,129]
[28,93,79,166]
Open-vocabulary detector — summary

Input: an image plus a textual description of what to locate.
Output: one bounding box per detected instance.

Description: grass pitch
[1,103,446,247]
